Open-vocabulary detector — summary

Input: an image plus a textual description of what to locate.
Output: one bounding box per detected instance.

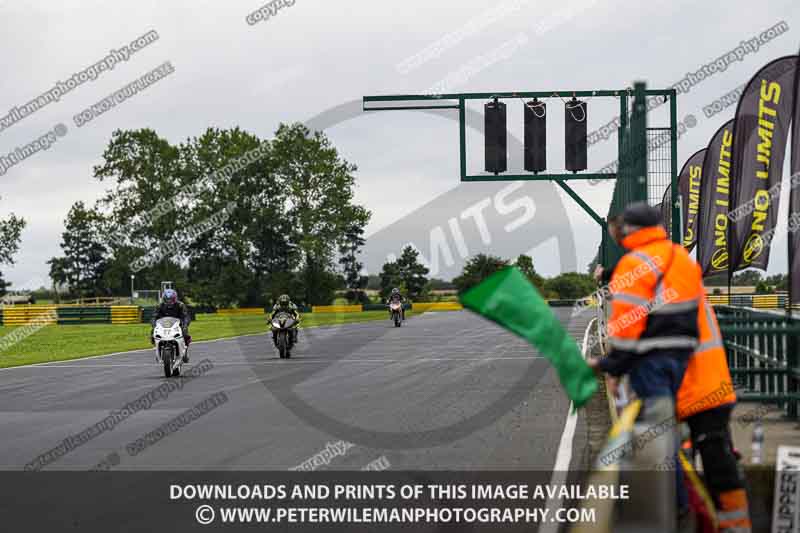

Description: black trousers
[686,404,743,503]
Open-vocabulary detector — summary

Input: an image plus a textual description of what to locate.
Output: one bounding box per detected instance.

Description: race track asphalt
[0,308,594,472]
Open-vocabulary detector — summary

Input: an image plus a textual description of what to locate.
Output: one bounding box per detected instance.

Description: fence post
[787,322,798,419]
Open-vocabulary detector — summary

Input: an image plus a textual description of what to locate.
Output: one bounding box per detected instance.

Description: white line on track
[0,317,451,373]
[21,356,545,369]
[540,316,597,533]
[0,332,270,372]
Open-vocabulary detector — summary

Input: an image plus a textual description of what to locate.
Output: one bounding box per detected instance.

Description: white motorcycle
[153,317,189,377]
[389,301,403,327]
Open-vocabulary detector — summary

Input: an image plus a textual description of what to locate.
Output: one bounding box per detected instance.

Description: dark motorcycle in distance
[271,311,297,358]
[389,301,403,327]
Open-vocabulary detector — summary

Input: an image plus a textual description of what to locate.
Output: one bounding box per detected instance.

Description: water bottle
[751,422,764,464]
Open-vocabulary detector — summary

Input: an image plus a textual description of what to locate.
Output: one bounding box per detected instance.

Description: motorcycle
[153,317,189,378]
[271,311,298,359]
[389,301,403,327]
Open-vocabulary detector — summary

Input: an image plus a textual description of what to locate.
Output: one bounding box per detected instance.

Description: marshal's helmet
[162,289,178,308]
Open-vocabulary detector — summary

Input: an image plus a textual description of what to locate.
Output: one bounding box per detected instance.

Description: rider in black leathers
[151,289,191,361]
[270,294,300,345]
[386,287,405,320]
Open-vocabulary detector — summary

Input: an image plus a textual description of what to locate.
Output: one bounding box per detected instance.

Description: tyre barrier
[311,304,364,314]
[1,305,58,326]
[1,299,583,326]
[217,308,267,316]
[707,293,798,309]
[110,306,141,324]
[410,302,463,312]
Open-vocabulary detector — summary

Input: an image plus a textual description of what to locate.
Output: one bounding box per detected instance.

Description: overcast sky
[1,0,798,289]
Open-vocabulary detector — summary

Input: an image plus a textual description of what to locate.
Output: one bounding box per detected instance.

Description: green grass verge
[0,310,415,369]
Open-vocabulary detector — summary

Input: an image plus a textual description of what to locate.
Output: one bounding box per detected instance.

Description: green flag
[460,266,597,408]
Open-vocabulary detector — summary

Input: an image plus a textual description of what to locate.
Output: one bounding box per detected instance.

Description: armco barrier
[2,305,58,326]
[57,306,111,325]
[110,306,141,324]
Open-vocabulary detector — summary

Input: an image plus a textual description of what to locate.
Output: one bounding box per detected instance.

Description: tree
[0,273,9,298]
[365,274,381,291]
[704,274,728,287]
[49,202,109,297]
[0,206,25,298]
[379,261,402,300]
[755,280,771,294]
[514,254,545,293]
[544,272,597,299]
[338,207,370,302]
[453,254,509,293]
[298,257,340,306]
[764,273,788,291]
[47,256,69,301]
[427,278,456,290]
[270,123,369,304]
[86,123,370,307]
[732,270,763,287]
[395,246,429,300]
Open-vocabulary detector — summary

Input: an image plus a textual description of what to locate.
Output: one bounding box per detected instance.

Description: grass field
[0,310,417,369]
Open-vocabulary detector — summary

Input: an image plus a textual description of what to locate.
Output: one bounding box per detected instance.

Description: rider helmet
[392,288,400,295]
[278,294,291,306]
[163,289,178,307]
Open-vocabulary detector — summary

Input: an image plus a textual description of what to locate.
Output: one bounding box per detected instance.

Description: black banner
[698,119,735,278]
[658,189,670,235]
[792,53,800,306]
[728,56,797,272]
[678,149,706,252]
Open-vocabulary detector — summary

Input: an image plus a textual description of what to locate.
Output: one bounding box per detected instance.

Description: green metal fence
[646,127,673,210]
[601,84,649,268]
[600,85,680,269]
[715,305,800,419]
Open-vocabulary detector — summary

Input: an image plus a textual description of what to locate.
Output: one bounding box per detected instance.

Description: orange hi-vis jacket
[599,225,703,377]
[676,294,737,420]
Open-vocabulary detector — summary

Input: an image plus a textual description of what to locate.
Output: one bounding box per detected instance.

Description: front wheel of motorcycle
[277,331,288,359]
[162,347,172,378]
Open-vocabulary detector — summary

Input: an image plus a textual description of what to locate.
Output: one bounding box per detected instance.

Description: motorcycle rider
[270,294,300,345]
[386,288,405,320]
[151,288,191,363]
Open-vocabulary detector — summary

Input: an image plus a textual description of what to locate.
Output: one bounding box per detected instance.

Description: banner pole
[788,52,799,319]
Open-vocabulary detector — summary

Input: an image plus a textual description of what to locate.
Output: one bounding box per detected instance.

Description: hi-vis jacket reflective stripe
[599,225,703,377]
[677,294,737,420]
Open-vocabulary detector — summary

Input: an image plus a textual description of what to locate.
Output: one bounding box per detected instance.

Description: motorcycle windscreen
[156,317,180,328]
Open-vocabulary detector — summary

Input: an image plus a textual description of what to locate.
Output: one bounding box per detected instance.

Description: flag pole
[788,50,799,319]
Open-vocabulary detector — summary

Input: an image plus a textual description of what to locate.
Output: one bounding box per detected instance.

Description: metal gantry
[364,83,681,269]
